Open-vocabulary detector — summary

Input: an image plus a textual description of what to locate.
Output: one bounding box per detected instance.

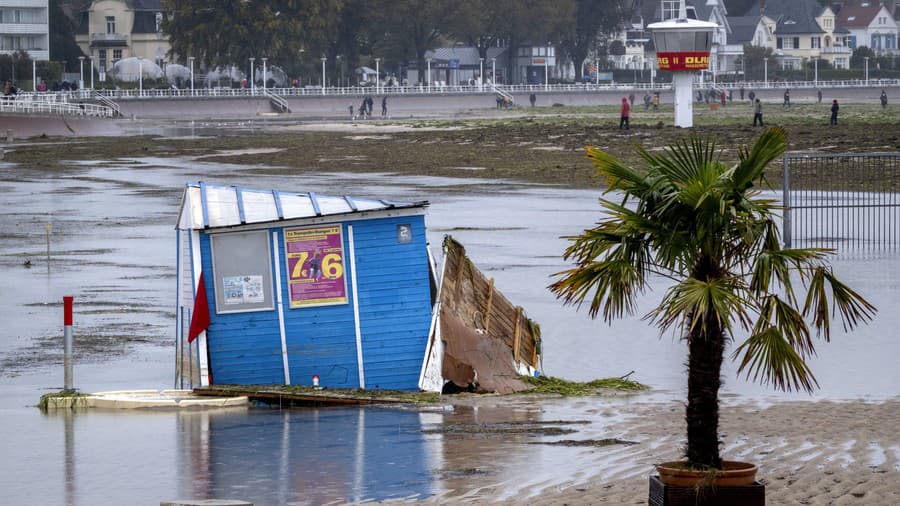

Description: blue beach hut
[175,182,435,390]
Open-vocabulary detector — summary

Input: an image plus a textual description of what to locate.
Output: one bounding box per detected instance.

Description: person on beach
[748,90,755,102]
[529,93,536,107]
[830,99,839,125]
[381,96,388,117]
[359,98,367,118]
[628,92,635,107]
[620,97,630,130]
[652,92,660,110]
[880,89,888,109]
[753,98,764,127]
[783,89,791,109]
[349,104,354,119]
[817,89,823,104]
[739,85,745,100]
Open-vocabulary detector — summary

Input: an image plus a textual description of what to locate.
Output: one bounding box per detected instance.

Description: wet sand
[414,397,900,505]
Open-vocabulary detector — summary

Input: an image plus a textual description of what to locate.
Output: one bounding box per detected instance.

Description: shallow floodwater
[1,147,898,505]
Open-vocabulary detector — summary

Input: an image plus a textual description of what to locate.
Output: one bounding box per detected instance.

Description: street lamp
[139,57,143,94]
[336,55,342,87]
[545,45,550,91]
[320,57,327,94]
[32,60,36,92]
[248,57,255,91]
[479,57,484,91]
[89,56,94,90]
[374,57,381,94]
[188,56,195,93]
[596,57,600,86]
[491,57,496,86]
[78,56,84,89]
[814,57,818,85]
[864,56,870,84]
[763,57,768,87]
[426,57,432,90]
[262,57,268,89]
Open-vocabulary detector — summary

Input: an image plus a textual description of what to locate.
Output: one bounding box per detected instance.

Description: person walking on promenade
[880,89,888,109]
[620,97,630,130]
[753,98,764,127]
[830,99,839,125]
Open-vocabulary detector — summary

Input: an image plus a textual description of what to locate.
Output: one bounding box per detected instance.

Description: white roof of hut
[177,182,429,231]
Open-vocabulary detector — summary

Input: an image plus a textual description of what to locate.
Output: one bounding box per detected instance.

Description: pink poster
[284,226,348,308]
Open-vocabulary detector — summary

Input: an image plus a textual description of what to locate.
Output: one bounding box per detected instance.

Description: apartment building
[0,0,49,60]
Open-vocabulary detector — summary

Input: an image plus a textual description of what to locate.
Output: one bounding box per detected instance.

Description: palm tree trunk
[686,313,725,469]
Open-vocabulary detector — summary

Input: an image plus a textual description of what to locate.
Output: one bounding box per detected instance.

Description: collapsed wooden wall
[440,236,541,371]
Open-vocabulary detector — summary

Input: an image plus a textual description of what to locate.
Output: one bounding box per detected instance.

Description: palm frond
[734,327,818,393]
[732,127,788,189]
[550,256,646,321]
[586,146,649,195]
[649,277,750,337]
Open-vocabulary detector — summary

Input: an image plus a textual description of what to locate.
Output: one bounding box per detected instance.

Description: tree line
[161,0,629,84]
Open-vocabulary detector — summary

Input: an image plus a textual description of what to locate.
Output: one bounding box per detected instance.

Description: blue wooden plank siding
[200,233,286,385]
[202,214,432,389]
[352,216,432,390]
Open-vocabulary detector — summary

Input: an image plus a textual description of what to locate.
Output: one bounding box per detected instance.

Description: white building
[837,2,899,55]
[75,0,170,78]
[0,0,49,60]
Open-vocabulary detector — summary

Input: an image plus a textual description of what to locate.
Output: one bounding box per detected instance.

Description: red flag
[188,272,211,343]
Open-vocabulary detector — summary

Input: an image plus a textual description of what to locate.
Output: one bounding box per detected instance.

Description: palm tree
[549,128,876,470]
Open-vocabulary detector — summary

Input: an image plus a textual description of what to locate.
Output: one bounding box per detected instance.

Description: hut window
[210,230,274,314]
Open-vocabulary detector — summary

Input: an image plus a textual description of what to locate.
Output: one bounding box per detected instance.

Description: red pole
[64,296,74,390]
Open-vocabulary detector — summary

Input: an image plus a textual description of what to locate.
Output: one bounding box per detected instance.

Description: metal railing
[40,78,900,102]
[91,89,121,117]
[262,89,290,113]
[0,94,116,118]
[782,152,900,250]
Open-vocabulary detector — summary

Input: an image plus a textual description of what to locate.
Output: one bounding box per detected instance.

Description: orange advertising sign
[656,51,710,71]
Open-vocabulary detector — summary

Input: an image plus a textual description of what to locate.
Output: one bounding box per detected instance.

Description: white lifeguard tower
[648,1,717,128]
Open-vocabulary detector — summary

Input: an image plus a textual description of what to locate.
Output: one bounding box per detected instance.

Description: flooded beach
[2,123,900,505]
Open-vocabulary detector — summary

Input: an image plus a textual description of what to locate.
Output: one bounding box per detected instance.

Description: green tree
[49,0,85,70]
[850,46,876,69]
[447,0,507,62]
[741,43,774,80]
[377,0,455,84]
[550,129,875,469]
[558,0,627,82]
[162,0,340,72]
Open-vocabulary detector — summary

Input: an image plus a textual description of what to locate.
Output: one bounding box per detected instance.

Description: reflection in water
[176,407,438,505]
[64,411,76,506]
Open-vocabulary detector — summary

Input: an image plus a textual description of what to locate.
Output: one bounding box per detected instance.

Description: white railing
[16,78,900,105]
[0,94,116,118]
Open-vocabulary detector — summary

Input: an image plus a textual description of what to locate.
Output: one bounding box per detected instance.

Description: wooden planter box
[649,475,765,506]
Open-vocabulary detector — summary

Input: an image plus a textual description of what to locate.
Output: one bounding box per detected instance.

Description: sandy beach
[406,396,900,505]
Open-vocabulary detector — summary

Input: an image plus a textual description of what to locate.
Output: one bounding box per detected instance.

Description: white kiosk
[648,14,717,128]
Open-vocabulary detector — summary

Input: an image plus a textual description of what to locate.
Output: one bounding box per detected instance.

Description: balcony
[89,32,128,48]
[821,46,851,55]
